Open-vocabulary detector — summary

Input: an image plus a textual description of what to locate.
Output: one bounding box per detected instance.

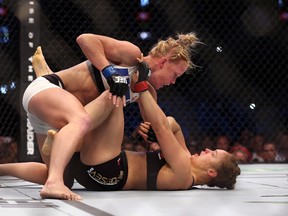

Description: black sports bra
[146,150,166,190]
[146,150,195,190]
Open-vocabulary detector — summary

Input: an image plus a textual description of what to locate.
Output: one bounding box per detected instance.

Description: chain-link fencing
[1,0,287,161]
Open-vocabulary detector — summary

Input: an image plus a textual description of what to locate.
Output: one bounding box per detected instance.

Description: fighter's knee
[75,112,92,133]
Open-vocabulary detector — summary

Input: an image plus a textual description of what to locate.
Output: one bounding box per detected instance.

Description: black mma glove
[147,127,158,143]
[102,65,128,97]
[134,61,151,93]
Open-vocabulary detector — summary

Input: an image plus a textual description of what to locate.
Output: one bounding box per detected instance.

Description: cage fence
[0,0,287,161]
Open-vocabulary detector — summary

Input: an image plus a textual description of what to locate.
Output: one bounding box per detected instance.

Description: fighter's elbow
[153,119,170,134]
[76,33,92,45]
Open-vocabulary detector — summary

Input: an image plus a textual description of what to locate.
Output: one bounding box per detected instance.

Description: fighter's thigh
[80,107,124,165]
[28,88,87,129]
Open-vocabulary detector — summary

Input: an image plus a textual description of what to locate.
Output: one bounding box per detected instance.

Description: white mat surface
[0,163,287,216]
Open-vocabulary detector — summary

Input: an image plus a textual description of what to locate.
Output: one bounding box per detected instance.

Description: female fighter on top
[1,60,240,200]
[22,33,200,200]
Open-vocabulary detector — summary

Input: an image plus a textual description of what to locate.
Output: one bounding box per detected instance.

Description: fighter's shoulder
[121,41,141,61]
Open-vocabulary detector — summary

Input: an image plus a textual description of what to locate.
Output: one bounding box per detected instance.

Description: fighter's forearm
[76,34,109,70]
[139,91,169,133]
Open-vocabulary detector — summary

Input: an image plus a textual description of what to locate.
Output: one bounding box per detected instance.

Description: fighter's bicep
[105,40,141,65]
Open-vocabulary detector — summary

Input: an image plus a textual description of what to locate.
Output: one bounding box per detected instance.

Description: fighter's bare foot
[40,181,82,201]
[32,46,53,77]
[42,129,57,156]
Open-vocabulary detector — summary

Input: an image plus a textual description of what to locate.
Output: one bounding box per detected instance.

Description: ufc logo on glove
[113,76,128,84]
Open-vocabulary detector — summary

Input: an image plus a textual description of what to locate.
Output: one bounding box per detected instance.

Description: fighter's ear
[207,168,217,178]
[159,57,168,68]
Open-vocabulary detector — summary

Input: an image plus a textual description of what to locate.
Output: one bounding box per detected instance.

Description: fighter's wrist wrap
[103,65,128,97]
[134,81,148,92]
[134,61,151,93]
[102,65,116,79]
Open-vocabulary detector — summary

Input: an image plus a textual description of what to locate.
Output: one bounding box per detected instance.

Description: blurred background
[0,0,288,163]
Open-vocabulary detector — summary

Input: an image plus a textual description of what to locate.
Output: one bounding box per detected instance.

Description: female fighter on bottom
[24,33,199,200]
[0,72,240,199]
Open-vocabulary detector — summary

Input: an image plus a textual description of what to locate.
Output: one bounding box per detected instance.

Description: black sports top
[146,150,167,190]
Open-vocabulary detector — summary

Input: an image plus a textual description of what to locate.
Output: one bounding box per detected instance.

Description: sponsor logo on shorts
[87,167,124,185]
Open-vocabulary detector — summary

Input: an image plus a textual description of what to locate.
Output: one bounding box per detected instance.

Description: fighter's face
[148,60,188,90]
